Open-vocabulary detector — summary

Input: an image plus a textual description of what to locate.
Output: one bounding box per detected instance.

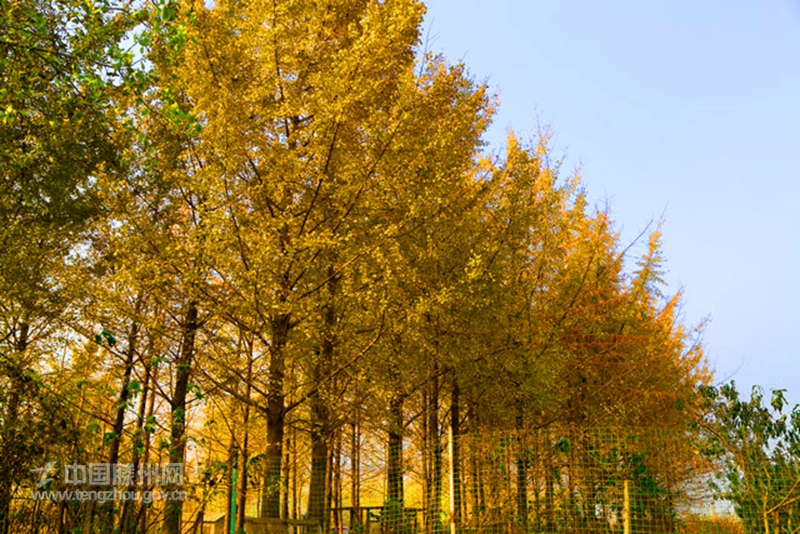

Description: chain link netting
[15,426,800,533]
[197,427,746,534]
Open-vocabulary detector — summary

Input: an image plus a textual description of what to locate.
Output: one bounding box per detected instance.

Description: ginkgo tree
[169,0,494,527]
[170,0,431,524]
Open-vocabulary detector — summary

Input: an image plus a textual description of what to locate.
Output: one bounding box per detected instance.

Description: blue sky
[422,1,800,403]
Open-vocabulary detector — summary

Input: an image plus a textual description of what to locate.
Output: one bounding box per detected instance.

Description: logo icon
[31,461,57,489]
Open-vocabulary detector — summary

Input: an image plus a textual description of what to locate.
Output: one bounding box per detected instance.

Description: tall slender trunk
[425,371,443,533]
[121,354,151,534]
[237,350,253,533]
[164,301,198,534]
[307,390,329,527]
[261,312,290,519]
[0,321,28,534]
[138,360,159,532]
[350,420,361,528]
[387,396,405,505]
[326,433,337,532]
[468,441,479,522]
[333,433,342,532]
[466,405,485,523]
[422,380,430,522]
[291,426,298,520]
[98,315,140,532]
[450,380,462,530]
[533,433,541,532]
[544,435,555,532]
[514,403,528,529]
[308,264,337,529]
[386,394,405,534]
[283,434,290,520]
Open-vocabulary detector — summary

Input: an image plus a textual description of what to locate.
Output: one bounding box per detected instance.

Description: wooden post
[229,451,238,534]
[623,479,630,534]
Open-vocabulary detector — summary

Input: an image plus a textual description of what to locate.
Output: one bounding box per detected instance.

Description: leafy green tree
[700,382,800,534]
[0,0,140,531]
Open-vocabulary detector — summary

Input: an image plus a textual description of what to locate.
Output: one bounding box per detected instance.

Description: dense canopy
[0,1,721,533]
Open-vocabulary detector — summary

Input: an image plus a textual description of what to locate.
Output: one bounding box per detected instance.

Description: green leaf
[160,5,176,21]
[101,329,116,346]
[772,389,787,413]
[554,437,570,454]
[189,382,204,400]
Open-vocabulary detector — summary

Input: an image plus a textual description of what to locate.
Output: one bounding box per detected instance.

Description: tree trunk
[425,372,443,534]
[291,426,298,520]
[137,356,159,532]
[545,438,555,532]
[237,349,253,533]
[260,312,290,519]
[386,394,405,534]
[98,315,140,532]
[333,433,342,533]
[121,355,151,534]
[164,301,198,534]
[387,396,405,505]
[308,264,337,530]
[466,405,485,522]
[283,434,290,520]
[450,380,462,530]
[0,321,28,534]
[327,433,338,532]
[307,391,329,528]
[515,404,528,529]
[351,420,361,528]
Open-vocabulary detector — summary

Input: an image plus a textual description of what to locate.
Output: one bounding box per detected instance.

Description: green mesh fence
[223,427,752,534]
[14,426,800,533]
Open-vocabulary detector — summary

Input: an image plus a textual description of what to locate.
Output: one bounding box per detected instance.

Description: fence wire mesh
[15,426,800,533]
[363,427,728,534]
[195,426,755,534]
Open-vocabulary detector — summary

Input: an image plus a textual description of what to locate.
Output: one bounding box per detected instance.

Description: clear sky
[422,1,800,403]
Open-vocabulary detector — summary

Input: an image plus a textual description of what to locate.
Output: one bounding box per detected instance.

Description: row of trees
[1,0,715,532]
